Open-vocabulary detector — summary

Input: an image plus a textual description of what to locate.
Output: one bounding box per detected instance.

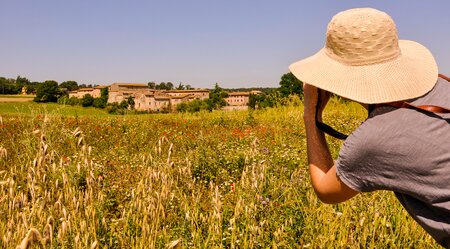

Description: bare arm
[303,84,358,204]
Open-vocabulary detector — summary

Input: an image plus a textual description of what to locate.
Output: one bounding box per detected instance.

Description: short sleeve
[336,104,450,196]
[335,110,400,193]
[336,125,378,192]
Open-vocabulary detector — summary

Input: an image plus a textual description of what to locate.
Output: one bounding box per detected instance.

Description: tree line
[0,76,98,95]
[176,72,304,113]
[0,72,304,113]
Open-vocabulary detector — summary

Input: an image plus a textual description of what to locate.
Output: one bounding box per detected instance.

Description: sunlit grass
[0,100,438,248]
[0,102,109,116]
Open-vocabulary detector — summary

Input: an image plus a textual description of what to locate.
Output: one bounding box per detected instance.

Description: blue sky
[1,1,449,88]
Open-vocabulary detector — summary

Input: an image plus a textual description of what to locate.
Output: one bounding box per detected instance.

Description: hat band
[324,47,402,66]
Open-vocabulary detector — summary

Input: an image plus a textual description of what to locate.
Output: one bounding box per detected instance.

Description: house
[68,88,94,98]
[108,83,149,92]
[107,83,152,104]
[69,82,212,112]
[162,89,209,100]
[225,92,250,106]
[92,85,108,98]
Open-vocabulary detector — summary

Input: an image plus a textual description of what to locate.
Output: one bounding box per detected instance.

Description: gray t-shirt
[336,77,450,247]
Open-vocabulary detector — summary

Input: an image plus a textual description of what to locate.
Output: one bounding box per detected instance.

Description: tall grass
[0,100,438,248]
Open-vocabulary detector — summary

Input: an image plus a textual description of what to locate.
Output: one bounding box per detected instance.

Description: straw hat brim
[289,40,438,104]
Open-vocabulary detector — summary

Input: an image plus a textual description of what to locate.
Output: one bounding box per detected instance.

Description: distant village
[68,83,261,112]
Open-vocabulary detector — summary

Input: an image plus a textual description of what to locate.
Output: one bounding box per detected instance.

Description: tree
[248,90,279,109]
[59,81,79,91]
[79,84,93,88]
[26,82,40,94]
[148,82,156,89]
[0,77,20,94]
[16,76,30,88]
[100,87,108,99]
[166,82,174,90]
[81,94,94,107]
[157,82,166,90]
[127,96,135,109]
[34,80,60,102]
[176,82,185,90]
[119,100,129,109]
[207,83,228,110]
[279,72,303,98]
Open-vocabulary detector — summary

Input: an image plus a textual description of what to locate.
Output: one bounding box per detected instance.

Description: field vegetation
[0,100,438,248]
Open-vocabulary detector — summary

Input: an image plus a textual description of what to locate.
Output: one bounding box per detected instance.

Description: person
[289,8,450,247]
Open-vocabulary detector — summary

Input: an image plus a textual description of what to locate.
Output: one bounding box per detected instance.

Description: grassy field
[0,102,109,116]
[0,100,438,248]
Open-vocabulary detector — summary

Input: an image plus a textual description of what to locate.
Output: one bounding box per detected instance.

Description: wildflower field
[0,101,439,248]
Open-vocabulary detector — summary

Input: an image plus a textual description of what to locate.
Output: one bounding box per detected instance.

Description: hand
[303,83,330,122]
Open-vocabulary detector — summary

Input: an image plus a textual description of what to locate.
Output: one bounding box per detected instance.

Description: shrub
[82,94,94,107]
[69,96,81,105]
[177,99,210,113]
[93,98,107,108]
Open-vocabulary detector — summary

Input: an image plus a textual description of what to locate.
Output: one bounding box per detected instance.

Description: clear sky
[1,1,449,88]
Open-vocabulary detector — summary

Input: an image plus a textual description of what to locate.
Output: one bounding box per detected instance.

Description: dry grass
[0,101,439,248]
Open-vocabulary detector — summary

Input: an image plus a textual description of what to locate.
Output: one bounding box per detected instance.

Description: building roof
[78,88,94,91]
[228,92,250,96]
[163,89,209,93]
[112,83,148,87]
[170,94,193,99]
[94,85,108,89]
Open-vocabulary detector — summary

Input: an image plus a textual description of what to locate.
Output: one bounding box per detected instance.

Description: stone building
[92,85,108,98]
[225,92,250,106]
[163,89,209,100]
[68,88,94,98]
[69,82,212,112]
[107,83,152,104]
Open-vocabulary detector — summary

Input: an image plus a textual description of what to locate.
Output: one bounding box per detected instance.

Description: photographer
[290,8,450,247]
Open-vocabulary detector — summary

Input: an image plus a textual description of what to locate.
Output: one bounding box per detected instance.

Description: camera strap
[380,101,450,114]
[315,89,349,140]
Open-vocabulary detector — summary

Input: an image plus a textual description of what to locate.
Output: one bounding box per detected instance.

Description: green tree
[207,83,228,110]
[81,94,94,107]
[34,80,60,102]
[26,82,40,94]
[0,77,20,94]
[119,100,129,109]
[79,84,93,88]
[279,72,303,98]
[156,82,166,90]
[148,82,156,89]
[127,96,135,109]
[59,81,79,91]
[176,82,185,90]
[101,87,108,99]
[16,76,30,89]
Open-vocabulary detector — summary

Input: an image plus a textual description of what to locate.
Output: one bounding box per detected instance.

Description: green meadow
[0,101,439,248]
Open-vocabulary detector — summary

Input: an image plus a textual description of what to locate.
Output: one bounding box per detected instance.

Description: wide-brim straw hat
[289,8,438,104]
